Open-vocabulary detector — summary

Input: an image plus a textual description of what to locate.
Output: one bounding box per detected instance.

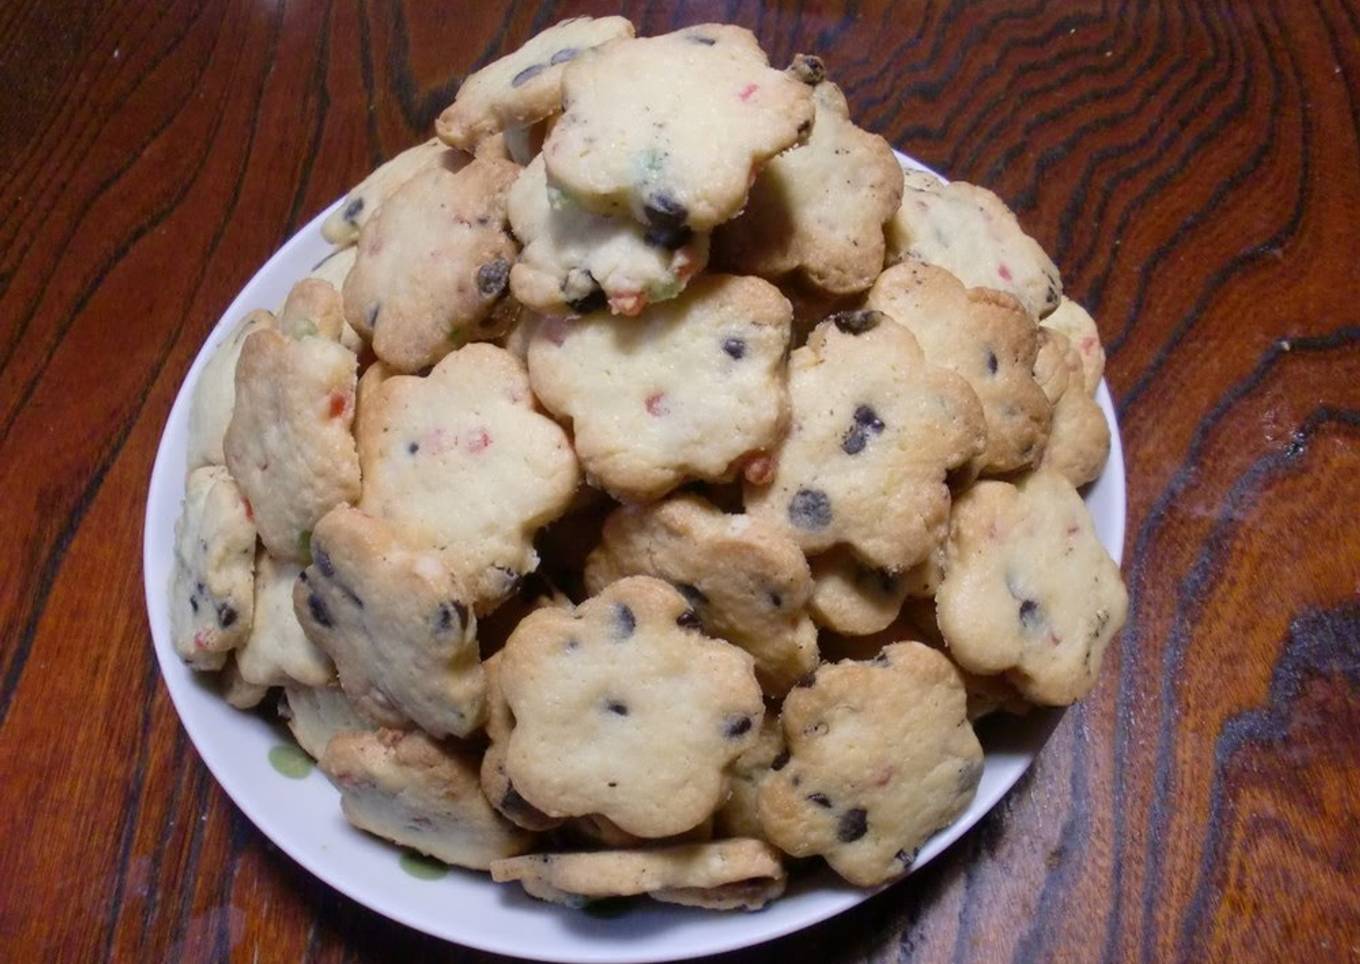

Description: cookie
[223,327,361,561]
[1040,297,1105,395]
[292,505,486,737]
[959,670,1031,721]
[480,651,563,832]
[744,310,985,575]
[867,260,1051,476]
[542,24,814,232]
[321,138,469,247]
[807,543,945,636]
[528,274,792,502]
[235,550,334,689]
[171,466,256,670]
[584,494,818,694]
[887,170,1062,318]
[342,157,520,373]
[185,310,273,471]
[322,729,535,869]
[436,17,635,151]
[220,655,267,710]
[490,839,785,910]
[563,813,715,850]
[715,714,785,842]
[277,277,346,341]
[499,576,765,838]
[508,154,709,317]
[1033,328,1110,487]
[935,470,1128,705]
[282,684,374,760]
[757,641,983,886]
[714,68,903,294]
[357,343,580,611]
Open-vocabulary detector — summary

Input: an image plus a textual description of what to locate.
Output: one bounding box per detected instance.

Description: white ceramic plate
[143,153,1126,963]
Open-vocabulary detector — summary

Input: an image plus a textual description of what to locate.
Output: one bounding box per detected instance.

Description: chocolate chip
[829,309,883,335]
[686,33,717,45]
[437,601,467,633]
[607,781,618,788]
[643,222,693,250]
[605,699,629,716]
[307,593,333,628]
[676,609,702,630]
[476,258,511,298]
[188,595,199,614]
[366,303,380,329]
[342,197,364,225]
[854,404,885,432]
[217,603,237,628]
[643,192,689,231]
[788,488,832,530]
[549,46,579,65]
[807,792,832,808]
[837,807,868,842]
[842,427,868,455]
[407,441,419,454]
[986,350,999,375]
[767,590,783,609]
[511,62,547,87]
[1019,598,1042,630]
[314,547,335,578]
[722,337,746,360]
[724,716,753,738]
[566,638,580,651]
[770,749,791,771]
[614,603,636,638]
[788,53,826,85]
[563,269,606,314]
[676,583,708,607]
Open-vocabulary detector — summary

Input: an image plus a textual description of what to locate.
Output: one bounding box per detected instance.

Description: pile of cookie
[171,17,1128,910]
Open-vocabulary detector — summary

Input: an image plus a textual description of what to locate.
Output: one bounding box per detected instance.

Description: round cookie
[498,576,765,838]
[935,470,1128,705]
[1040,297,1105,395]
[436,16,635,151]
[744,310,985,575]
[1033,328,1111,487]
[223,327,361,561]
[584,494,818,694]
[542,24,815,232]
[171,466,257,670]
[185,309,273,471]
[235,549,333,690]
[490,839,785,911]
[528,274,792,503]
[508,154,709,317]
[282,684,374,761]
[887,169,1062,318]
[322,729,535,870]
[342,157,520,373]
[357,343,581,612]
[757,641,984,886]
[714,67,904,294]
[321,139,470,247]
[867,260,1052,477]
[293,505,486,738]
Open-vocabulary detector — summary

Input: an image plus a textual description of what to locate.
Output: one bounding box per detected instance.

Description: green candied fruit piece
[633,148,666,182]
[398,850,449,880]
[297,529,312,561]
[268,744,314,779]
[289,317,319,339]
[644,275,684,303]
[546,183,572,211]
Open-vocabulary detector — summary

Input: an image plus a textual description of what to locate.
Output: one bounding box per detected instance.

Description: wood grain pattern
[1,1,1357,960]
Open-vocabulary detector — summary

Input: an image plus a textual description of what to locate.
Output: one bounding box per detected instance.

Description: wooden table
[3,2,1357,960]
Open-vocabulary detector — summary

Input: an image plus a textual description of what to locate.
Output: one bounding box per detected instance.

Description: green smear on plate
[399,851,449,880]
[268,744,314,779]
